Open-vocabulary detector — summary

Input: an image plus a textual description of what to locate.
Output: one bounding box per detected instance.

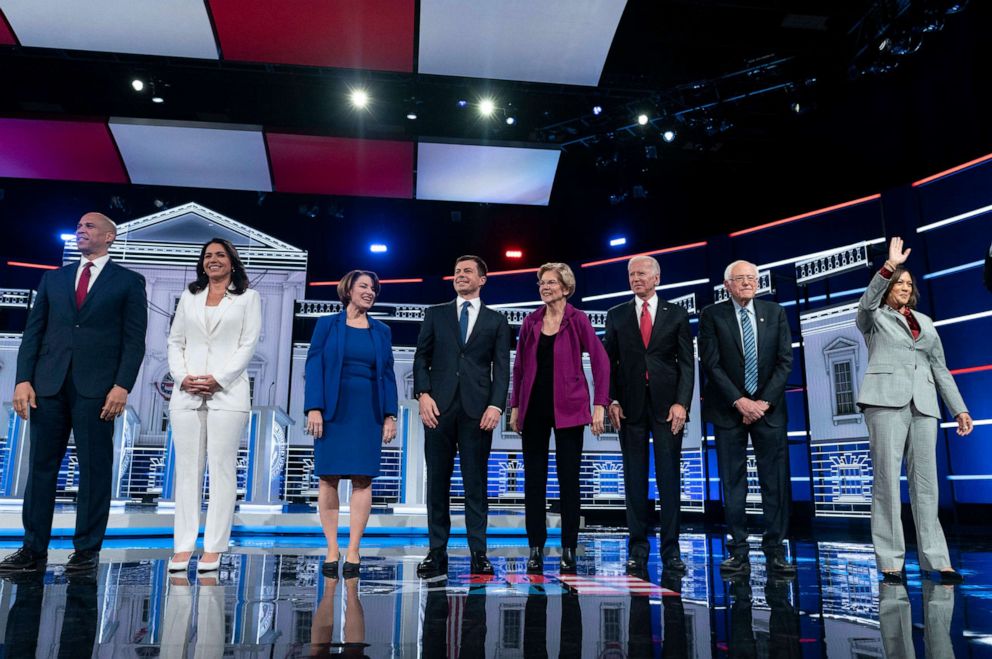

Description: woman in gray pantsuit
[856,237,974,584]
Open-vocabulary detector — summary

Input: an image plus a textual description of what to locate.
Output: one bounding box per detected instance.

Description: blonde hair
[538,262,576,298]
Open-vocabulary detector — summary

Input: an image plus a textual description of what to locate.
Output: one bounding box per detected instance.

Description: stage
[0,520,987,656]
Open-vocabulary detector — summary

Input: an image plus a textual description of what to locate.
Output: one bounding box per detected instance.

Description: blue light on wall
[369,243,388,254]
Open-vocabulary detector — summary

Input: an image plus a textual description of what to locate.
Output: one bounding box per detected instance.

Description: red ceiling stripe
[8,261,59,270]
[949,364,992,376]
[0,118,128,184]
[310,278,424,286]
[580,241,708,268]
[0,9,17,46]
[208,0,414,72]
[912,152,992,187]
[729,194,881,238]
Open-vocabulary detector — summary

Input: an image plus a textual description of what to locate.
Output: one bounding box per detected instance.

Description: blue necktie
[460,300,471,344]
[740,307,757,396]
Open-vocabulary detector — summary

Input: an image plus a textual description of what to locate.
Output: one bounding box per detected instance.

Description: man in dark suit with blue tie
[2,212,147,574]
[413,255,511,577]
[697,260,795,577]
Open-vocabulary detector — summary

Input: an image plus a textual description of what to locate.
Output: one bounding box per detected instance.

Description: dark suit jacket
[16,259,148,398]
[303,311,399,422]
[697,298,793,428]
[413,301,511,418]
[603,297,694,422]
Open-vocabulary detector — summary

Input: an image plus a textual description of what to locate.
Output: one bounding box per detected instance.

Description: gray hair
[628,255,661,277]
[724,260,758,282]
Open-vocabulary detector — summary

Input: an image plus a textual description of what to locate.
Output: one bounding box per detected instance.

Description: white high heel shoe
[168,555,191,572]
[197,554,223,573]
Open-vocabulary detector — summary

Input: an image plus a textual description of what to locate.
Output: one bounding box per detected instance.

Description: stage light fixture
[637,114,649,126]
[350,89,370,109]
[592,105,603,116]
[506,116,516,125]
[407,112,418,120]
[131,79,145,92]
[505,249,523,258]
[478,98,496,117]
[457,99,468,108]
[791,102,802,114]
[609,237,627,247]
[152,96,164,104]
[662,130,677,143]
[60,233,76,241]
[369,243,388,254]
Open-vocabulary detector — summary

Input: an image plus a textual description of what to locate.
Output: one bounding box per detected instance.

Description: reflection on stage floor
[0,531,985,657]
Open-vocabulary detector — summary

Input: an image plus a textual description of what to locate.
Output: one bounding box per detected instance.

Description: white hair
[628,255,661,277]
[724,260,758,282]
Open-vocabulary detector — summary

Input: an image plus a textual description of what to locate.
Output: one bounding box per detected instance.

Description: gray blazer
[855,271,967,418]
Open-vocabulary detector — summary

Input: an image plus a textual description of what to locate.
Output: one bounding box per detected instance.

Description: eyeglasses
[729,275,758,284]
[538,279,561,288]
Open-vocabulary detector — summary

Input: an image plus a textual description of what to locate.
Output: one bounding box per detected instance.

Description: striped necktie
[740,307,757,396]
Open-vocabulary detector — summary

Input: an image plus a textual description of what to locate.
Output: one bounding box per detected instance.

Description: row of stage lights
[346,88,519,125]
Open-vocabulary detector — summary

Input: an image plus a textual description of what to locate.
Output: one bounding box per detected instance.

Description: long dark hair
[188,238,250,295]
[882,267,919,309]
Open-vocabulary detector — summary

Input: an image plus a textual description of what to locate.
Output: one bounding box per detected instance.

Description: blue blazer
[304,312,399,422]
[16,259,147,398]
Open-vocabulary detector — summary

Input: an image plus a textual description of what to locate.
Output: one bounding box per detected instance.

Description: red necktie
[640,302,652,380]
[76,261,93,309]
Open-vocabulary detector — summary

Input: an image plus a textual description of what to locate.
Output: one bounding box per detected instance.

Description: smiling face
[202,242,233,282]
[885,271,914,309]
[628,257,660,300]
[538,272,567,305]
[75,212,116,258]
[453,259,486,298]
[724,262,759,306]
[349,275,377,312]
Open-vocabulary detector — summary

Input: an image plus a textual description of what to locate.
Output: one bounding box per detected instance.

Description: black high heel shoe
[321,557,340,578]
[526,547,544,574]
[560,547,577,574]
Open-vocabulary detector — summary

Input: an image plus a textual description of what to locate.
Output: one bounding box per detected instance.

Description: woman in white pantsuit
[856,237,973,584]
[167,238,261,573]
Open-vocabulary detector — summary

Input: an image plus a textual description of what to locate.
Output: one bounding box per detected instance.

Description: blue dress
[314,325,383,477]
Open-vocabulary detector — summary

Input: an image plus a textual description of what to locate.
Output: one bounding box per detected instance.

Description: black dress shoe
[765,555,797,576]
[938,569,964,584]
[881,570,905,584]
[625,557,648,580]
[720,555,751,575]
[526,547,544,574]
[321,558,339,578]
[0,546,48,573]
[663,556,687,573]
[65,550,99,573]
[417,549,448,578]
[470,551,494,575]
[559,548,577,574]
[342,560,361,579]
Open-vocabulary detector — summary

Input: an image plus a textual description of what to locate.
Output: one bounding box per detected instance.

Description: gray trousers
[865,403,950,572]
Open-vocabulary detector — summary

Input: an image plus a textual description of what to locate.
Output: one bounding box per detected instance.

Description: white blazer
[167,287,262,412]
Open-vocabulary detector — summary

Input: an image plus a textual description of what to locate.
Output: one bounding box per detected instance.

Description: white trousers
[160,581,227,659]
[171,407,248,553]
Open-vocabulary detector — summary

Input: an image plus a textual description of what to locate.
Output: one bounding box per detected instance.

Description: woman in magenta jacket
[510,262,611,574]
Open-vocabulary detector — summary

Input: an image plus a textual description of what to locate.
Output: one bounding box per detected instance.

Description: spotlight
[662,130,677,143]
[407,112,418,120]
[609,237,627,247]
[505,249,523,259]
[505,116,516,125]
[131,79,145,92]
[457,99,468,108]
[369,243,388,254]
[592,105,603,116]
[791,102,802,114]
[478,98,496,117]
[60,233,76,242]
[350,89,370,109]
[637,114,649,126]
[152,96,164,104]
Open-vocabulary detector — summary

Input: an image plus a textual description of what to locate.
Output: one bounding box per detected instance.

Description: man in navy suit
[697,260,795,578]
[413,255,511,577]
[2,212,147,573]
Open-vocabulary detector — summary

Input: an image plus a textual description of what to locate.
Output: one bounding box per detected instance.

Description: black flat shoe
[559,548,577,574]
[0,547,48,573]
[342,560,360,579]
[321,557,339,578]
[663,556,687,573]
[417,549,448,578]
[938,569,964,584]
[766,555,797,576]
[470,551,494,575]
[526,547,544,574]
[625,557,648,580]
[65,550,99,573]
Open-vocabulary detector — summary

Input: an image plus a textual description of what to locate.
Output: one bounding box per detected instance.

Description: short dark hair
[882,267,919,309]
[454,254,488,277]
[188,238,250,295]
[337,270,381,305]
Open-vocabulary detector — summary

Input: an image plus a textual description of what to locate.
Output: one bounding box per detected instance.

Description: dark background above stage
[1,1,991,282]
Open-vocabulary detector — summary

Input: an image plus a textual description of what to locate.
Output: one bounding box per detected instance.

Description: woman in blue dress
[304,270,398,579]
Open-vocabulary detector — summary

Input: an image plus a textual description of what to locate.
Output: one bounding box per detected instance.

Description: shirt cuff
[487,405,503,415]
[879,266,894,278]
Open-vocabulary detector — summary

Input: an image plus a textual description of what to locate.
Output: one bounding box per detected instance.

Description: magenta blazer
[510,303,611,430]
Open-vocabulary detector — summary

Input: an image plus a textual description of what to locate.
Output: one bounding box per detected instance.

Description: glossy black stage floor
[0,528,986,657]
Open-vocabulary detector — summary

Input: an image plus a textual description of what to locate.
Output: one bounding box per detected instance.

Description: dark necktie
[740,307,757,396]
[76,261,93,309]
[460,300,471,344]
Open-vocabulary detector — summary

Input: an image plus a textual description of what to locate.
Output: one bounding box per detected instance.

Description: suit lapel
[206,293,235,336]
[725,301,745,358]
[623,299,643,351]
[753,300,767,357]
[78,259,117,314]
[648,298,669,348]
[447,301,464,346]
[464,303,487,348]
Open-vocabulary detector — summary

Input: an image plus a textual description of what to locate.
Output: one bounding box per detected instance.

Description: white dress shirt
[455,296,482,341]
[731,298,758,352]
[74,254,111,293]
[633,293,657,326]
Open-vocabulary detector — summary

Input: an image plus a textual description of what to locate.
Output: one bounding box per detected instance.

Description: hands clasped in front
[735,397,769,426]
[181,374,221,398]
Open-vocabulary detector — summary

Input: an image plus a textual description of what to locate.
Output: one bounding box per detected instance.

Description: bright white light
[478,98,496,117]
[151,96,164,104]
[60,233,76,241]
[609,237,626,247]
[662,130,676,143]
[505,116,516,125]
[505,249,522,258]
[131,79,144,92]
[406,112,418,120]
[592,105,603,115]
[350,89,370,109]
[637,114,649,126]
[369,243,388,253]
